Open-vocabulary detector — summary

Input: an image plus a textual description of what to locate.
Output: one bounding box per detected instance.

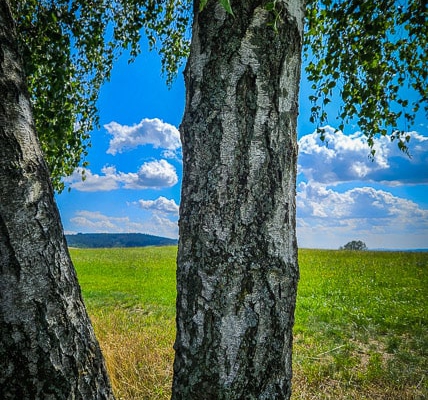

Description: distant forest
[65,233,178,248]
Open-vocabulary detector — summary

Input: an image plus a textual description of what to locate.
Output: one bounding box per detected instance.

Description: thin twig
[312,344,346,358]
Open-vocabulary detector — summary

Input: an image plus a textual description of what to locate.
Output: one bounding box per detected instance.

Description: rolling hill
[65,233,178,248]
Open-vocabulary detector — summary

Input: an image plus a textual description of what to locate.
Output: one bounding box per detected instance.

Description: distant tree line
[65,233,178,248]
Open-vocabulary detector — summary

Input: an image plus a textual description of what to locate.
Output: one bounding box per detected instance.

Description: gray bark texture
[172,1,304,399]
[0,1,114,398]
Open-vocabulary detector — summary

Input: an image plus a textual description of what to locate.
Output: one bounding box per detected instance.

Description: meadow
[71,247,427,399]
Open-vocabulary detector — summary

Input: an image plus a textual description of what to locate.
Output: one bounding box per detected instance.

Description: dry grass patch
[292,373,426,400]
[91,309,175,400]
[292,334,427,399]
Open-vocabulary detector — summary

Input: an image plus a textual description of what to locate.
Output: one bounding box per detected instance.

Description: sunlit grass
[71,247,428,399]
[293,249,427,399]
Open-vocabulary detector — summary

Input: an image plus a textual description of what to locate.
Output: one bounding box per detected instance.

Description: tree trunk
[172,1,304,399]
[0,1,114,398]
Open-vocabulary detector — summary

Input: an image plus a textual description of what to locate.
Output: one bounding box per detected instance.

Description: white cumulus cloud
[65,160,178,192]
[296,181,428,249]
[64,166,120,192]
[298,126,428,185]
[122,160,178,189]
[136,196,179,215]
[70,211,144,232]
[105,118,181,155]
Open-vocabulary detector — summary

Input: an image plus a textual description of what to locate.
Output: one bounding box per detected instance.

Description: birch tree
[172,1,303,398]
[0,1,113,397]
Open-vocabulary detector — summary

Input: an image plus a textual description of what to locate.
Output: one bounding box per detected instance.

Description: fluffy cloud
[65,160,178,192]
[135,196,179,215]
[105,118,181,155]
[122,160,178,189]
[149,214,179,238]
[296,181,428,249]
[70,211,145,232]
[64,166,120,192]
[297,182,427,222]
[298,126,428,185]
[70,210,178,238]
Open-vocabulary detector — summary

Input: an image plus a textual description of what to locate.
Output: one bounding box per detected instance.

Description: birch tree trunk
[0,1,114,398]
[172,1,304,399]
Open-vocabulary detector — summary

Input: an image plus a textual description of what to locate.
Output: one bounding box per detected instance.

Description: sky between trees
[56,36,428,250]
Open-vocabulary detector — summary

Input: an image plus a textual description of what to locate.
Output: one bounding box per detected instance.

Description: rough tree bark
[172,1,304,399]
[0,1,114,398]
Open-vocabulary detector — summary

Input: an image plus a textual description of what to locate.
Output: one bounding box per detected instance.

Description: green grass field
[71,247,427,399]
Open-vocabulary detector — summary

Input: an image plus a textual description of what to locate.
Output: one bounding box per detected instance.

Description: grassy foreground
[71,247,427,399]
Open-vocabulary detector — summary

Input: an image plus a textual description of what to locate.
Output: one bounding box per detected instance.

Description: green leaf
[200,0,208,11]
[265,2,275,11]
[219,0,234,15]
[323,98,331,105]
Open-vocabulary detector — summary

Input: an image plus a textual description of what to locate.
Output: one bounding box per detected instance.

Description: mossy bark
[172,1,304,399]
[0,1,114,398]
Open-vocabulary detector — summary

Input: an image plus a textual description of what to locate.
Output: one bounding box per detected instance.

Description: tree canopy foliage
[10,0,427,190]
[304,0,427,155]
[10,0,190,191]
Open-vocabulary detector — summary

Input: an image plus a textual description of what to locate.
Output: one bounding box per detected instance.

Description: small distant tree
[340,240,368,251]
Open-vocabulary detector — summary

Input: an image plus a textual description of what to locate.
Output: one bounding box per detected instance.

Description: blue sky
[56,42,428,250]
